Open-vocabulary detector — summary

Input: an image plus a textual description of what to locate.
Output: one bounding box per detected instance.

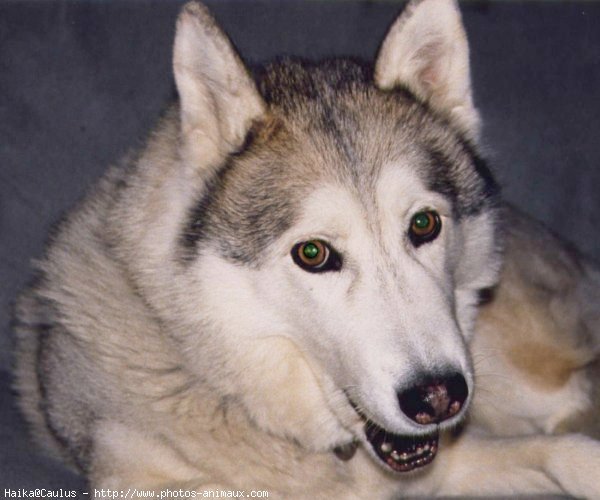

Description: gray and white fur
[13,0,600,497]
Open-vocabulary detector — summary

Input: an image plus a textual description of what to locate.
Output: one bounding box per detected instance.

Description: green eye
[297,240,328,268]
[413,213,431,230]
[409,210,441,246]
[302,242,320,260]
[291,240,342,273]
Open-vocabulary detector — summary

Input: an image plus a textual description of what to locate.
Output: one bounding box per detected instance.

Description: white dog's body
[14,0,600,497]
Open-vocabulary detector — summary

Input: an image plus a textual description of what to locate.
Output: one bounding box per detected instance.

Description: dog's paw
[235,336,353,452]
[545,434,600,498]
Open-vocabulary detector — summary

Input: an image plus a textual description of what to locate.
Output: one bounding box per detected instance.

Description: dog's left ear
[375,0,479,141]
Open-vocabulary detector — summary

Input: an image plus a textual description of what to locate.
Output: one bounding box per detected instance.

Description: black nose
[397,372,468,425]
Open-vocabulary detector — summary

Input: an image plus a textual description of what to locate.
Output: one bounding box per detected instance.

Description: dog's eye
[409,210,441,246]
[291,240,342,273]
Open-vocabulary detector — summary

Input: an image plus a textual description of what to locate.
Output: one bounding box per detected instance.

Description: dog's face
[161,0,502,474]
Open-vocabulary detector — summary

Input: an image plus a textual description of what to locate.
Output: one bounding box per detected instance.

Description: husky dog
[13,0,600,497]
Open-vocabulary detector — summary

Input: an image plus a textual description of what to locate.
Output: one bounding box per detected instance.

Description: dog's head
[145,0,502,474]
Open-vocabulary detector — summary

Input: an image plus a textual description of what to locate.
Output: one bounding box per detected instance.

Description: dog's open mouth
[347,397,439,472]
[364,419,439,472]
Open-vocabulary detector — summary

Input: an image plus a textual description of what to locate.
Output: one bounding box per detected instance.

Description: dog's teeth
[380,442,392,453]
[416,446,424,455]
[424,444,430,452]
[400,452,409,461]
[390,450,400,461]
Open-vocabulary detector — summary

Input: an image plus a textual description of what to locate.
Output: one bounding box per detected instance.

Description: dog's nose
[397,372,468,425]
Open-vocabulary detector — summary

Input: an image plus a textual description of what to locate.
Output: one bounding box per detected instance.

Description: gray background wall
[0,0,599,491]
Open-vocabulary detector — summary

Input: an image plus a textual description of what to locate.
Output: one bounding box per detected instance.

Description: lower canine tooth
[390,450,400,461]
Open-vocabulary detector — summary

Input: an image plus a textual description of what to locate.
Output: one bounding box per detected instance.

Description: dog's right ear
[173,2,265,172]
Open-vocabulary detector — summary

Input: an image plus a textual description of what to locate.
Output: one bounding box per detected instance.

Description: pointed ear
[374,0,480,141]
[173,2,265,170]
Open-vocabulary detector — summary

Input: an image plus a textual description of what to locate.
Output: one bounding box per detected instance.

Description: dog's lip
[347,396,439,473]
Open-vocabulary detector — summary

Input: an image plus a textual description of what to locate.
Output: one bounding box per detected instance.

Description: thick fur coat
[14,0,600,497]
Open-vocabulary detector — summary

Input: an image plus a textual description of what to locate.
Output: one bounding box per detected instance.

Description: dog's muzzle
[345,371,468,472]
